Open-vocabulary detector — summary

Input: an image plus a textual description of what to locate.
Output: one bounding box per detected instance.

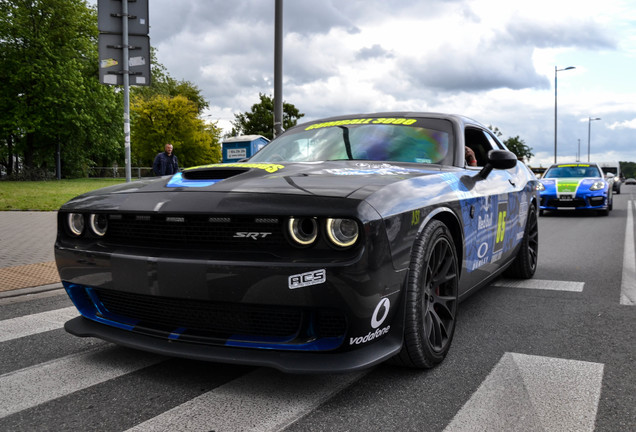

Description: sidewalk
[0,211,61,294]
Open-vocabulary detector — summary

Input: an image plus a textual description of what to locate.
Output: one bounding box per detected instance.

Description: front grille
[105,214,285,250]
[93,288,347,344]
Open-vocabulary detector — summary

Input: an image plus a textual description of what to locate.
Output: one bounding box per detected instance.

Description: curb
[0,283,64,299]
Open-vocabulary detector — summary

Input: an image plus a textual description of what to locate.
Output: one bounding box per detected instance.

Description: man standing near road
[153,143,179,176]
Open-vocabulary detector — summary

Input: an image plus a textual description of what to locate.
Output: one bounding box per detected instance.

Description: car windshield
[544,165,601,178]
[249,119,452,164]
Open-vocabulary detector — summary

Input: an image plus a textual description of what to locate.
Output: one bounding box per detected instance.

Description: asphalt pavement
[0,211,61,296]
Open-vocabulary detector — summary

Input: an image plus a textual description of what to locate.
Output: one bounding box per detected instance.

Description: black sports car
[56,113,540,373]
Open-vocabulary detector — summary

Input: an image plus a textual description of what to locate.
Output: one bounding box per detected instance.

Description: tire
[392,220,459,369]
[504,204,538,279]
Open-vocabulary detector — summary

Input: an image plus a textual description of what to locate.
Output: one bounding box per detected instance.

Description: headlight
[590,181,606,191]
[326,218,359,248]
[89,214,108,237]
[288,217,318,246]
[536,183,545,191]
[67,213,85,236]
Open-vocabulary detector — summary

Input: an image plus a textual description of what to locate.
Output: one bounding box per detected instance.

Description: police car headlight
[67,213,85,236]
[89,214,108,237]
[326,218,359,248]
[536,182,545,191]
[590,181,606,191]
[288,217,318,246]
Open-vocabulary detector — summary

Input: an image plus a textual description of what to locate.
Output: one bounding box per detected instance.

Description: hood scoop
[182,168,249,180]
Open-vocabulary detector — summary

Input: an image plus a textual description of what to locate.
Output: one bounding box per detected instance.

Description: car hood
[540,177,603,194]
[70,161,443,201]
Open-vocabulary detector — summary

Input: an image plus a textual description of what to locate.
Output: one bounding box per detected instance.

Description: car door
[461,127,525,290]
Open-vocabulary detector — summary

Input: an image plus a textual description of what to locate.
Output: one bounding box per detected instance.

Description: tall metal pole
[273,0,283,138]
[552,65,557,163]
[122,0,132,182]
[554,66,575,164]
[587,117,601,162]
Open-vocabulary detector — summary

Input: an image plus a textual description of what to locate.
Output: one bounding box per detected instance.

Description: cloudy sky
[138,0,635,166]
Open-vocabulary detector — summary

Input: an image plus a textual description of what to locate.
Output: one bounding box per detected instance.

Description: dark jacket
[153,152,179,176]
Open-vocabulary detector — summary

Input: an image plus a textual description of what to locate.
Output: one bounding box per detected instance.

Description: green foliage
[129,50,220,167]
[131,49,209,114]
[503,136,534,162]
[0,0,123,178]
[131,95,221,167]
[488,126,534,162]
[620,161,636,179]
[231,93,304,140]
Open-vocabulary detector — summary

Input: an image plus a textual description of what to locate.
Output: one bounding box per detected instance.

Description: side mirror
[478,150,517,179]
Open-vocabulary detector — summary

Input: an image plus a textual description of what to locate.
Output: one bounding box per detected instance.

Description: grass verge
[0,179,128,211]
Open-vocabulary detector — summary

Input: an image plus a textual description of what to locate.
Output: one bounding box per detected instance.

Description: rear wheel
[504,204,538,279]
[393,220,459,368]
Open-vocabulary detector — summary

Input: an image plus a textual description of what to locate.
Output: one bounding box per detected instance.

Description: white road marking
[492,278,584,292]
[444,353,604,432]
[0,306,78,343]
[0,345,165,418]
[620,200,636,305]
[126,368,368,432]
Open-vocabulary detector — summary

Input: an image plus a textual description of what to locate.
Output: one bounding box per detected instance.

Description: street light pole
[554,66,576,164]
[587,117,601,162]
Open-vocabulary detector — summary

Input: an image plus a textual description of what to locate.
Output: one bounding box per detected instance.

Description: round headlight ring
[326,218,359,248]
[288,217,318,246]
[89,214,108,237]
[67,213,85,236]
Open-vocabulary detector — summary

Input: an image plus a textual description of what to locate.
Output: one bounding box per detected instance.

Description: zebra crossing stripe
[0,345,165,418]
[0,306,78,343]
[492,278,584,292]
[620,200,636,305]
[444,352,604,432]
[125,368,368,432]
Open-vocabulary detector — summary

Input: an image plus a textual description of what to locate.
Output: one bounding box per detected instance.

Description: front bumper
[64,315,402,373]
[55,234,407,372]
[539,193,608,210]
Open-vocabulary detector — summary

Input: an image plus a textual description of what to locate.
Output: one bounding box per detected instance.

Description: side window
[464,128,496,167]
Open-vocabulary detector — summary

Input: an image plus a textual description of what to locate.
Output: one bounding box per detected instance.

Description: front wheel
[504,204,538,279]
[393,220,459,369]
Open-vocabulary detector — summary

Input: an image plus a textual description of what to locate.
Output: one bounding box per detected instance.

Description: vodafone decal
[350,298,391,345]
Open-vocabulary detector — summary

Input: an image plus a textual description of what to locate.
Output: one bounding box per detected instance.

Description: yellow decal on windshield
[186,163,285,173]
[557,164,590,168]
[306,118,418,131]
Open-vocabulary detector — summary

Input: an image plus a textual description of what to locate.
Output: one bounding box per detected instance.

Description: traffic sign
[98,34,150,86]
[97,0,149,35]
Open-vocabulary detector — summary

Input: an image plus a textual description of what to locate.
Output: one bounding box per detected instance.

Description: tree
[0,0,123,179]
[231,93,304,140]
[503,136,534,162]
[131,94,221,167]
[131,48,209,114]
[488,126,534,162]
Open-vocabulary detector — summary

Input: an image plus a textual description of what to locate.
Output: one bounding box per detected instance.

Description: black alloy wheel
[505,204,539,278]
[393,220,459,369]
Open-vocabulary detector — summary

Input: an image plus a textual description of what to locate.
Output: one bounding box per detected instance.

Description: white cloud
[608,119,636,130]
